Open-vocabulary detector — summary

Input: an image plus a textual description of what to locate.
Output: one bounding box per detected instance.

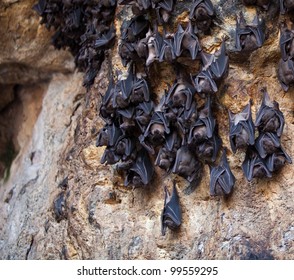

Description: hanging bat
[124,148,154,187]
[209,149,235,196]
[100,147,121,164]
[99,78,116,122]
[159,34,176,63]
[265,148,292,172]
[117,107,137,132]
[33,0,47,16]
[119,40,138,67]
[146,28,163,66]
[278,57,294,91]
[161,182,182,236]
[242,146,272,181]
[188,96,215,145]
[121,15,149,43]
[135,101,154,132]
[196,132,222,162]
[279,22,294,61]
[96,124,123,147]
[229,102,255,153]
[235,12,265,52]
[189,0,215,32]
[176,101,198,136]
[173,22,201,60]
[280,0,294,14]
[139,111,170,153]
[255,132,281,158]
[242,0,271,10]
[130,76,150,104]
[155,0,175,23]
[255,88,285,136]
[191,69,218,95]
[155,131,182,171]
[95,25,116,48]
[172,145,203,183]
[114,136,136,160]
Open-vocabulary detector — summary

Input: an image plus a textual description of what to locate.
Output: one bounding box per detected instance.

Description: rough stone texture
[0,0,293,260]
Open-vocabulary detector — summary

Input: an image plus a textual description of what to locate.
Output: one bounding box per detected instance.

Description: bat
[255,88,285,137]
[33,0,47,16]
[100,147,121,164]
[209,149,235,196]
[146,28,163,66]
[124,148,154,187]
[255,132,281,158]
[242,146,272,181]
[121,15,149,42]
[114,136,136,160]
[53,192,68,222]
[159,34,176,62]
[155,0,175,23]
[277,57,294,91]
[173,23,201,60]
[172,145,203,183]
[196,132,222,162]
[176,101,198,136]
[130,76,150,104]
[135,101,154,132]
[139,111,170,154]
[95,25,116,48]
[155,131,182,171]
[242,0,271,10]
[229,102,255,153]
[265,149,292,172]
[189,0,215,32]
[99,78,116,122]
[96,124,123,147]
[279,22,294,61]
[191,68,218,95]
[188,96,216,144]
[161,182,182,236]
[235,12,265,52]
[119,40,138,67]
[280,0,294,14]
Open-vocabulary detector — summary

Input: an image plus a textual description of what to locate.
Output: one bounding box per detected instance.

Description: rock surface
[0,0,293,260]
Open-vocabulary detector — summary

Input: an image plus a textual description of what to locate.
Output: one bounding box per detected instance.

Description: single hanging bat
[265,148,292,172]
[161,182,182,236]
[279,22,294,61]
[229,102,255,153]
[278,57,294,91]
[209,149,235,196]
[255,88,285,136]
[255,132,281,158]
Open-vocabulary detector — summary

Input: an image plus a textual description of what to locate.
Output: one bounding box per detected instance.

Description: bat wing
[173,24,185,57]
[158,0,174,12]
[250,17,265,47]
[209,165,224,195]
[279,29,293,61]
[220,150,235,193]
[33,0,46,15]
[109,124,123,147]
[117,106,135,119]
[210,41,229,79]
[280,0,286,14]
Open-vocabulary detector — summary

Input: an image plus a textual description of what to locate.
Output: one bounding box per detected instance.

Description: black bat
[100,147,121,164]
[255,88,285,137]
[115,136,136,160]
[277,57,294,91]
[255,132,281,158]
[280,0,294,14]
[189,0,215,32]
[33,0,47,16]
[117,107,137,132]
[196,132,222,162]
[124,148,154,187]
[191,69,218,95]
[130,76,150,104]
[96,124,123,147]
[235,12,265,52]
[139,111,170,153]
[265,149,292,172]
[279,22,294,61]
[155,0,175,23]
[99,78,116,123]
[242,0,271,10]
[159,34,176,62]
[155,131,181,171]
[188,96,215,145]
[209,149,235,196]
[95,26,116,48]
[176,101,198,136]
[173,22,201,60]
[135,101,154,132]
[146,28,163,66]
[121,15,149,42]
[161,182,181,236]
[229,102,255,153]
[119,40,138,67]
[172,145,203,183]
[242,146,272,181]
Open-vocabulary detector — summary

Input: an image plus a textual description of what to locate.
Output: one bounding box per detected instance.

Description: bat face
[235,13,265,52]
[242,146,272,181]
[161,183,182,235]
[255,89,285,136]
[189,0,215,32]
[209,149,235,196]
[229,102,255,153]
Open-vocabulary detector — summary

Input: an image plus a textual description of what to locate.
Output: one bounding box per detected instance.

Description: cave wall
[0,0,293,259]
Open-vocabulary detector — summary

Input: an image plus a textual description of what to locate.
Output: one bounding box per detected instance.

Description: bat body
[280,0,294,14]
[265,149,292,172]
[255,89,284,136]
[210,149,235,196]
[135,101,154,132]
[279,23,294,61]
[196,133,222,162]
[278,58,294,91]
[95,26,116,48]
[161,183,181,236]
[235,13,265,52]
[242,146,272,181]
[229,102,255,153]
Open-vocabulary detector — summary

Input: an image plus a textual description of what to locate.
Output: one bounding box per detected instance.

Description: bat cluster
[278,23,294,91]
[33,0,117,88]
[118,0,176,24]
[228,89,291,181]
[235,12,265,52]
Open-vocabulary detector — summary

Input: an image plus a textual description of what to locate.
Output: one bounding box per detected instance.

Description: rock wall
[0,0,293,259]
